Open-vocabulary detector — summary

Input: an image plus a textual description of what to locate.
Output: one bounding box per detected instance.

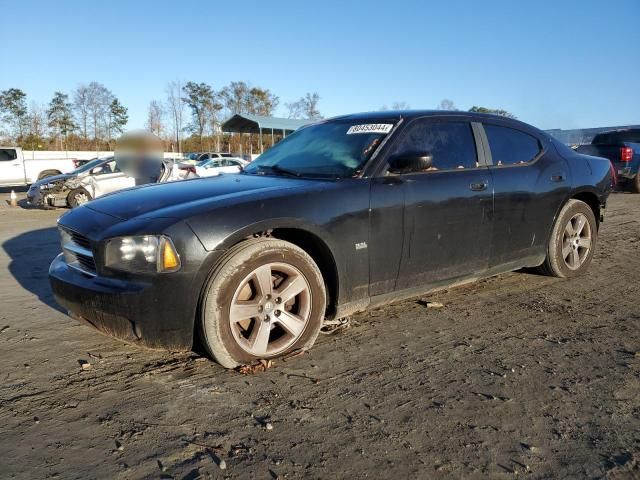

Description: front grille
[59,226,96,276]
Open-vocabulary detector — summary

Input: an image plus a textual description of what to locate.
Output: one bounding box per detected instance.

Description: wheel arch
[37,169,62,180]
[270,227,339,319]
[569,189,602,228]
[194,221,341,350]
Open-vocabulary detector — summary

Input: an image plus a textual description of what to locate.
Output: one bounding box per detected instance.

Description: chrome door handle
[469,181,488,191]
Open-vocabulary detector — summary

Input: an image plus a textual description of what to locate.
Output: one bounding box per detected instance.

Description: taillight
[620,147,633,162]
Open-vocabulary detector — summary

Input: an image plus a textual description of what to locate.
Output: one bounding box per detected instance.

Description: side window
[391,121,478,171]
[485,124,541,166]
[0,149,18,161]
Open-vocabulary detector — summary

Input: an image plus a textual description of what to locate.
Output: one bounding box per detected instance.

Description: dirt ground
[0,189,638,480]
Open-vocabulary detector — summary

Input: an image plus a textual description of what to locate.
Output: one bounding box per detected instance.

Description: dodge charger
[49,111,612,368]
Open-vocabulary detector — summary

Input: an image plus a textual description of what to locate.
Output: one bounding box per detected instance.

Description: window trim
[480,122,546,168]
[380,117,488,176]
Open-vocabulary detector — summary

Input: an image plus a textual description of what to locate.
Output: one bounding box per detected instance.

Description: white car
[195,157,248,177]
[28,157,192,208]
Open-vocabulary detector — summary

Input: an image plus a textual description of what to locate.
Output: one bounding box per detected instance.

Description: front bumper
[49,253,197,350]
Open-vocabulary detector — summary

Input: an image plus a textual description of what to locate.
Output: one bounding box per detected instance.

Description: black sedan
[49,111,612,368]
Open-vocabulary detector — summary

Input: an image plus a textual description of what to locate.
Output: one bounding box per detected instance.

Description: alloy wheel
[562,213,592,270]
[229,262,311,357]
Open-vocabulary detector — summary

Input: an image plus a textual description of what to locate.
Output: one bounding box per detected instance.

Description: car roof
[328,110,545,137]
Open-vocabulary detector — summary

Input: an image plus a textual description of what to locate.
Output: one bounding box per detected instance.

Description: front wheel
[536,199,597,278]
[200,238,326,368]
[67,188,92,208]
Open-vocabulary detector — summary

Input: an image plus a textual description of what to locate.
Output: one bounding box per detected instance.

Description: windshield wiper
[251,165,302,178]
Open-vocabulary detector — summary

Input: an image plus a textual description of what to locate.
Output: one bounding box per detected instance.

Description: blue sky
[2,0,639,130]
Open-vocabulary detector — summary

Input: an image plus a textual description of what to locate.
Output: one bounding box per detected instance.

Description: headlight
[104,235,181,273]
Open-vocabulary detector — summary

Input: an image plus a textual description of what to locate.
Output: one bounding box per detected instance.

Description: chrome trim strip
[68,261,97,277]
[63,243,93,258]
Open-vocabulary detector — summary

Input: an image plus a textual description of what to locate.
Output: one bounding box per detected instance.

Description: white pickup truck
[0,147,78,187]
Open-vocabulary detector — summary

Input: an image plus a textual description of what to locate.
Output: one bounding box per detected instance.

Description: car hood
[31,173,74,187]
[84,174,317,220]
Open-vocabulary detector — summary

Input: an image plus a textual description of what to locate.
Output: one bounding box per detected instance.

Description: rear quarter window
[485,124,541,166]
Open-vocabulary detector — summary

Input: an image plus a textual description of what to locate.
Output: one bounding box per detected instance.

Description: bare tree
[165,80,186,152]
[73,84,91,140]
[379,101,411,111]
[26,102,48,148]
[146,100,164,137]
[86,82,113,147]
[438,99,457,111]
[285,92,322,120]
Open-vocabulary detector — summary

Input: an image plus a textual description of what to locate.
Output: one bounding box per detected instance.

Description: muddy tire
[200,238,326,368]
[67,188,92,208]
[632,174,640,194]
[536,199,597,278]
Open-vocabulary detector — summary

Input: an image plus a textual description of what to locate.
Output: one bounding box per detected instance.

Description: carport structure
[221,114,309,154]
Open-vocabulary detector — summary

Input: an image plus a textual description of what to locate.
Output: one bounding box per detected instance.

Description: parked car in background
[195,157,248,177]
[50,111,611,368]
[28,157,194,208]
[576,129,640,192]
[0,147,80,187]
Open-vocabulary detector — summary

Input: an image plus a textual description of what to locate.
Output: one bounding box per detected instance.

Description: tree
[86,81,113,144]
[182,81,220,150]
[24,102,48,150]
[73,84,91,139]
[219,81,250,115]
[380,101,411,111]
[285,92,322,120]
[246,87,279,116]
[47,92,76,150]
[106,98,128,145]
[468,106,516,119]
[146,100,164,137]
[166,80,186,152]
[437,99,457,111]
[0,88,29,138]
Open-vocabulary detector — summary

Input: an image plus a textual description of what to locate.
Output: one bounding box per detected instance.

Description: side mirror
[388,152,433,174]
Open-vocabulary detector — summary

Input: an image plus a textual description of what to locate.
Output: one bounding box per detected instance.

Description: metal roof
[221,114,309,134]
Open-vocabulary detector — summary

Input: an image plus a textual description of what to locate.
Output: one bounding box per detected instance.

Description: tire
[37,170,61,181]
[632,174,640,194]
[536,199,597,278]
[67,188,92,208]
[200,238,326,368]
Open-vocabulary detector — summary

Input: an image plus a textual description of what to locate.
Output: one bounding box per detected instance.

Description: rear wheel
[200,238,326,368]
[536,199,597,278]
[632,173,640,193]
[67,188,92,208]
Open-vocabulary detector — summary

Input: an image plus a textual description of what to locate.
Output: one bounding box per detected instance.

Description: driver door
[388,118,494,291]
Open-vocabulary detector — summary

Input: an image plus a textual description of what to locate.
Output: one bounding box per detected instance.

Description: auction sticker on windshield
[346,124,394,135]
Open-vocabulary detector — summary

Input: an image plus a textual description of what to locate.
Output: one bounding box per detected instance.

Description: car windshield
[243,120,396,179]
[67,158,110,174]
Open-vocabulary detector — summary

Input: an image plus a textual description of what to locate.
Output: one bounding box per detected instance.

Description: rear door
[0,148,24,185]
[379,118,494,291]
[480,122,571,268]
